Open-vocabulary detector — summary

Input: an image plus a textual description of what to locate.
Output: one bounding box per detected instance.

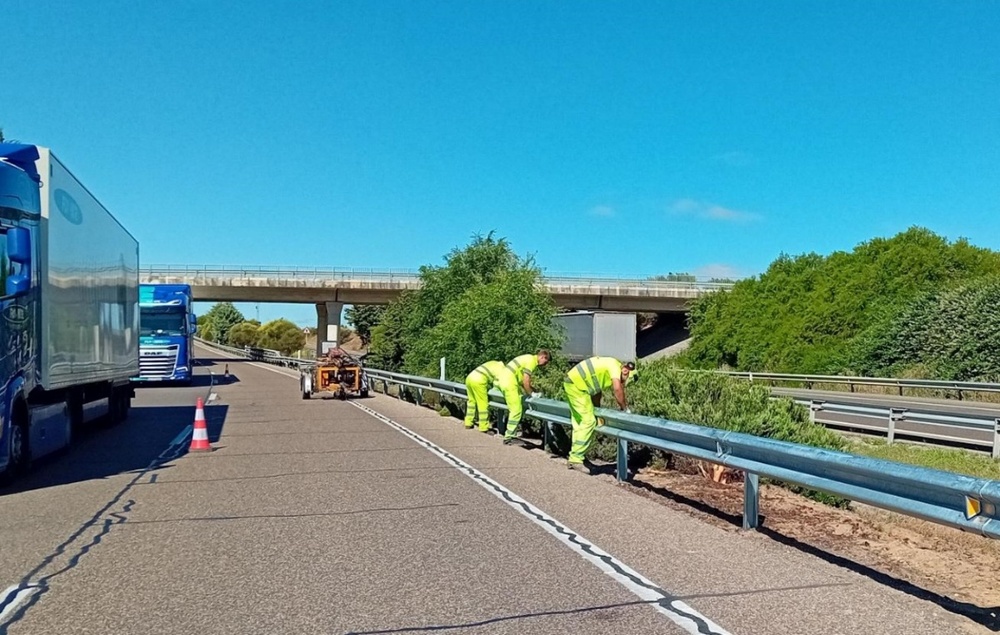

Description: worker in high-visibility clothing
[563,356,636,473]
[502,350,551,443]
[464,360,522,434]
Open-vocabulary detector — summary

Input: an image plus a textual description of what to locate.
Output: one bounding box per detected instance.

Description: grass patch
[848,439,1000,480]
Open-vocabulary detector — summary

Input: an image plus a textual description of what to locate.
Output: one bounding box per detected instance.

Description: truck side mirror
[5,228,31,297]
[7,227,30,264]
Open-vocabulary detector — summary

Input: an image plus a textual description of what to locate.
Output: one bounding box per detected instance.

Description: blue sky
[3,1,999,326]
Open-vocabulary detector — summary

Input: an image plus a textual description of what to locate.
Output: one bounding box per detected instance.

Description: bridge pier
[316,301,343,356]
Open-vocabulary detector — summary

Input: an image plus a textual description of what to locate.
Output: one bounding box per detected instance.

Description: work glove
[597,417,606,427]
[530,392,542,399]
[624,408,632,414]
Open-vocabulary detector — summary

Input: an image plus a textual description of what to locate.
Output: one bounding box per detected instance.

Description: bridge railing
[193,338,1000,539]
[142,265,736,292]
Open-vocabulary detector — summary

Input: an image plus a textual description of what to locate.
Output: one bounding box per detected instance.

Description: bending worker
[563,356,635,473]
[502,349,551,443]
[464,360,523,435]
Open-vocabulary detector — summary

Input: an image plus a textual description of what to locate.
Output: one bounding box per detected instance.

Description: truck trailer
[552,311,637,363]
[0,144,139,482]
[134,284,196,384]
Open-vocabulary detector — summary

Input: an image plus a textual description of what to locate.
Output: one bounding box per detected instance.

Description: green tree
[201,302,245,344]
[227,321,261,347]
[367,233,563,377]
[407,269,562,379]
[344,304,385,346]
[257,318,306,355]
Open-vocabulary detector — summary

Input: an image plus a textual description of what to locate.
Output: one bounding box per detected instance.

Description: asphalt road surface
[0,353,987,634]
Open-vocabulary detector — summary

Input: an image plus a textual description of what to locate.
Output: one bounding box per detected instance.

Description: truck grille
[139,345,179,378]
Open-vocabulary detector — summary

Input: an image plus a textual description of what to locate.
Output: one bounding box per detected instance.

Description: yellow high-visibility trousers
[565,382,597,464]
[497,375,524,440]
[465,374,491,431]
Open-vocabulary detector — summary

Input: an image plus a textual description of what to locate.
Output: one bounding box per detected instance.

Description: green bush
[684,227,1000,374]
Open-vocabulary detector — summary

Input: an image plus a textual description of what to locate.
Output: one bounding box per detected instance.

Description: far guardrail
[714,370,1000,399]
[195,339,1000,537]
[193,341,1000,455]
[362,368,1000,539]
[803,399,1000,458]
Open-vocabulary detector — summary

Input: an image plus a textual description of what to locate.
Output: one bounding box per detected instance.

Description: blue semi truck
[134,284,196,384]
[0,144,139,482]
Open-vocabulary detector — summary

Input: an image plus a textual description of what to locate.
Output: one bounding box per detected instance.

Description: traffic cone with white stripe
[189,397,212,452]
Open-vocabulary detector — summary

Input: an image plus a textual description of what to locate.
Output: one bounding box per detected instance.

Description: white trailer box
[36,148,139,390]
[554,311,637,362]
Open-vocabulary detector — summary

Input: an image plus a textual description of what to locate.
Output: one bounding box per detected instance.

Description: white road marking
[0,585,41,623]
[350,400,734,635]
[211,351,735,633]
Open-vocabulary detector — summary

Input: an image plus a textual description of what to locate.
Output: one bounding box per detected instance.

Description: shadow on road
[0,402,229,497]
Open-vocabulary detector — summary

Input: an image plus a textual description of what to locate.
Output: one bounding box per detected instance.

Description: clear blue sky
[4,1,999,326]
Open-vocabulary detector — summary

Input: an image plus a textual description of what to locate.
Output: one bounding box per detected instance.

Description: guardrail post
[993,419,1000,460]
[616,439,629,482]
[809,400,824,425]
[888,407,905,444]
[849,382,855,393]
[543,422,551,453]
[743,472,760,530]
[417,388,424,404]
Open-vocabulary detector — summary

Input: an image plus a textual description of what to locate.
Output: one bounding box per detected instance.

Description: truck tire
[1,407,29,484]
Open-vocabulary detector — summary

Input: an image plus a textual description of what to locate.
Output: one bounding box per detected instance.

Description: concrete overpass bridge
[140,265,734,352]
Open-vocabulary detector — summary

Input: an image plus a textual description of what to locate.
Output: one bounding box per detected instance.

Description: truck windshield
[140,307,187,337]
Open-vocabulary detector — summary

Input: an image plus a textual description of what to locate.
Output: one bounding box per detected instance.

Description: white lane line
[219,355,735,633]
[0,585,41,623]
[349,400,734,635]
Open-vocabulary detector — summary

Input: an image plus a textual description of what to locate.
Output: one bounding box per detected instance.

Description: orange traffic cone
[189,397,212,452]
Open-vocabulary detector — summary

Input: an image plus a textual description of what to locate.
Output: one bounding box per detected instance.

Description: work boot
[503,437,522,446]
[566,461,592,475]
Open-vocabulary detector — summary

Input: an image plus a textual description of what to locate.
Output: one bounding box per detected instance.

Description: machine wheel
[300,373,313,400]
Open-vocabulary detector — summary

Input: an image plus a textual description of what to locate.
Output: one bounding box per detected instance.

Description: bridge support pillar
[316,301,343,356]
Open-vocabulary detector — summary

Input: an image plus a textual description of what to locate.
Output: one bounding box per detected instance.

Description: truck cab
[134,284,196,384]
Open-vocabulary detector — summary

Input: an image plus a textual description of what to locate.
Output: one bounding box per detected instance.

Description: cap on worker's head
[623,361,638,382]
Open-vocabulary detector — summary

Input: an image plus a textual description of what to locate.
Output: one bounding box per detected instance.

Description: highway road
[772,388,1000,449]
[0,352,987,634]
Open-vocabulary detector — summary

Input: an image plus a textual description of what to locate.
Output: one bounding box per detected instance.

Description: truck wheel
[1,410,29,484]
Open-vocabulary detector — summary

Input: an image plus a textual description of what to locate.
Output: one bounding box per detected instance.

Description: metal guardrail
[194,339,1000,537]
[360,368,1000,539]
[715,370,1000,398]
[801,399,1000,458]
[143,265,736,292]
[194,339,1000,454]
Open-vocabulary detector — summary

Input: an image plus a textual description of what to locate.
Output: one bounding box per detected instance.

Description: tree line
[196,303,307,356]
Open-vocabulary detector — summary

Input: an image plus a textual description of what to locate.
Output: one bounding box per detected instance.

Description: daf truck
[0,144,139,482]
[134,284,196,384]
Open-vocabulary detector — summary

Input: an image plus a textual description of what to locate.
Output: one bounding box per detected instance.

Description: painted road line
[213,353,734,632]
[0,585,41,623]
[349,400,734,635]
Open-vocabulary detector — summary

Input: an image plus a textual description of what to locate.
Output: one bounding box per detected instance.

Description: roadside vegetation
[682,227,1000,380]
[367,232,562,380]
[196,302,306,356]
